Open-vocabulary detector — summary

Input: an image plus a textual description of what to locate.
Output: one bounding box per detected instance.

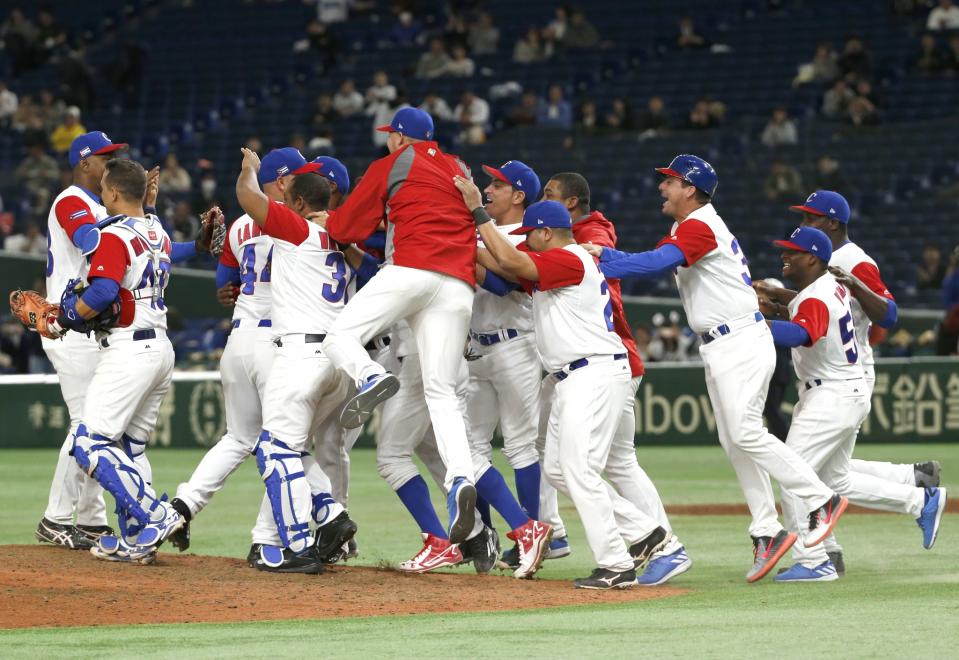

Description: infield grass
[1,444,956,658]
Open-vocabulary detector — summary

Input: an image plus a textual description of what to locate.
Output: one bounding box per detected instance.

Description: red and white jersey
[45,185,108,302]
[262,200,346,336]
[219,214,274,322]
[830,241,893,367]
[787,272,865,383]
[656,203,759,334]
[89,215,172,332]
[472,222,533,335]
[520,244,625,372]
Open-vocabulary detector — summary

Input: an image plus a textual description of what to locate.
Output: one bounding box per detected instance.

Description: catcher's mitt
[9,290,65,340]
[197,205,227,256]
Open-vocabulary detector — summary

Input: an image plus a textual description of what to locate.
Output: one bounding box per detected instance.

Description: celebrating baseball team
[13,104,947,590]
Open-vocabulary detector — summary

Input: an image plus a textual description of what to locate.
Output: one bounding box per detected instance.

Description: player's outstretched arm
[236,148,269,225]
[591,243,685,280]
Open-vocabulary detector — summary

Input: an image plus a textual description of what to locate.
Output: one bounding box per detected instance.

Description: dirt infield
[0,546,684,629]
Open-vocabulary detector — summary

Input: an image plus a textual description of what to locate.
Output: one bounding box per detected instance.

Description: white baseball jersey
[261,200,345,336]
[472,223,534,335]
[220,214,274,322]
[521,244,625,372]
[657,203,759,334]
[46,185,109,302]
[829,241,893,368]
[91,215,172,332]
[787,272,865,383]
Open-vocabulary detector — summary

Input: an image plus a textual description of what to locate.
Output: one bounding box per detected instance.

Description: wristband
[471,207,492,227]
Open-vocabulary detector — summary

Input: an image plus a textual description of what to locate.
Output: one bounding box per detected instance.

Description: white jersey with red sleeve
[787,272,865,383]
[471,222,534,335]
[89,214,172,332]
[829,241,893,367]
[656,203,760,334]
[521,244,625,372]
[261,200,346,336]
[45,185,109,302]
[220,213,274,322]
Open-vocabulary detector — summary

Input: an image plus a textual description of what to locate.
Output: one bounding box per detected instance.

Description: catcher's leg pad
[254,431,312,553]
[312,492,340,526]
[260,544,286,568]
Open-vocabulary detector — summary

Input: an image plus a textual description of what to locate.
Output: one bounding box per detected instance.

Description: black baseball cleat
[246,543,263,567]
[574,567,637,590]
[254,545,325,574]
[914,461,941,488]
[35,518,88,549]
[315,511,358,563]
[827,550,846,576]
[167,498,193,552]
[460,526,500,574]
[75,524,115,548]
[629,526,669,569]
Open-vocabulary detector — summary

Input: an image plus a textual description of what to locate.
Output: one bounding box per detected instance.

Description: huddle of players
[35,109,946,589]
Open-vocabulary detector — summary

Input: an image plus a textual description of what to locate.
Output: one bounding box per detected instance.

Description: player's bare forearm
[754,280,797,304]
[236,148,269,225]
[828,265,891,324]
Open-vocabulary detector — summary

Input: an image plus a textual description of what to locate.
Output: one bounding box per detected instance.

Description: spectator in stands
[21,115,48,151]
[577,99,600,132]
[34,7,67,66]
[14,143,59,212]
[369,91,409,151]
[308,128,334,155]
[947,34,959,72]
[821,78,855,118]
[316,0,351,23]
[761,106,799,147]
[676,15,707,50]
[333,79,364,117]
[293,19,341,73]
[927,0,959,30]
[792,42,840,86]
[390,11,423,48]
[687,98,719,129]
[1,8,39,75]
[365,71,397,107]
[289,133,308,155]
[419,91,453,121]
[0,317,27,374]
[468,11,500,55]
[0,81,17,128]
[648,311,697,362]
[453,89,490,145]
[443,11,469,51]
[441,45,475,77]
[917,244,947,290]
[764,159,803,200]
[416,39,450,79]
[170,201,200,243]
[605,97,635,130]
[191,169,219,215]
[838,36,873,82]
[633,324,651,362]
[3,222,45,255]
[638,96,670,135]
[49,106,85,153]
[543,7,568,45]
[562,9,600,50]
[159,153,192,195]
[938,244,959,354]
[916,33,947,73]
[36,89,64,131]
[537,84,572,128]
[109,41,147,109]
[10,93,35,132]
[507,91,538,127]
[59,44,96,112]
[813,155,851,191]
[513,26,551,63]
[846,95,879,126]
[311,93,337,133]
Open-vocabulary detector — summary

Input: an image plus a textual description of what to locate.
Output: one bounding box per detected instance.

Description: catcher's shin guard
[255,431,313,553]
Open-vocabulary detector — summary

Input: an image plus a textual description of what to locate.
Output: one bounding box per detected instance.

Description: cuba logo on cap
[806,192,817,203]
[790,227,801,238]
[277,165,290,176]
[79,147,92,157]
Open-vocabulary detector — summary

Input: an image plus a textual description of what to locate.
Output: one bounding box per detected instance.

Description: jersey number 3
[730,238,753,286]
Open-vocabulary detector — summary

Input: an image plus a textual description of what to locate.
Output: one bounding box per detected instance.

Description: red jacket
[573,210,645,377]
[325,141,476,286]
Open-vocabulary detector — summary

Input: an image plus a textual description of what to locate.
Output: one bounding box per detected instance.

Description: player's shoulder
[831,240,875,269]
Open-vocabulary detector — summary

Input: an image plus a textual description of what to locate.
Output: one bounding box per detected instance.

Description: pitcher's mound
[0,545,684,628]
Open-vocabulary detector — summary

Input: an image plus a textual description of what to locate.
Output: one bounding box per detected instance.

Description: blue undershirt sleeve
[355,253,381,290]
[171,241,197,263]
[877,299,897,329]
[71,224,101,256]
[598,243,686,280]
[770,320,811,347]
[80,277,120,314]
[216,263,241,288]
[480,269,520,296]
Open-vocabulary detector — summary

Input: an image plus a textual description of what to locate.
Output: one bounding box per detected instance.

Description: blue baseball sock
[476,495,493,528]
[396,475,447,539]
[513,463,541,520]
[476,467,529,531]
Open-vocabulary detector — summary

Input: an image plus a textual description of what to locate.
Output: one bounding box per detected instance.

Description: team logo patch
[277,165,289,176]
[69,209,89,220]
[79,147,92,157]
[148,230,157,240]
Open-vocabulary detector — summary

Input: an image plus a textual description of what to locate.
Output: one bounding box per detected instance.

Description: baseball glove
[9,290,65,340]
[197,205,227,256]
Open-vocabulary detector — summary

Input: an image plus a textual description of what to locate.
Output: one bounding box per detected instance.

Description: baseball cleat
[746,529,797,583]
[246,543,263,567]
[460,526,499,574]
[805,494,848,547]
[131,505,185,556]
[574,567,636,590]
[75,524,115,548]
[827,550,845,576]
[35,518,88,549]
[917,487,947,550]
[498,544,520,570]
[255,545,325,574]
[637,546,692,586]
[545,535,571,560]
[90,535,156,565]
[315,511,358,563]
[339,372,399,429]
[167,497,192,552]
[914,461,941,488]
[629,527,669,570]
[508,519,553,579]
[773,561,838,582]
[342,538,359,561]
[397,533,463,573]
[446,477,477,545]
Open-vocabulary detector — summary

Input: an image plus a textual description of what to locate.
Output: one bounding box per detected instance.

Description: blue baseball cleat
[917,487,947,550]
[545,535,571,560]
[447,477,476,545]
[340,372,400,429]
[637,546,692,586]
[774,561,838,582]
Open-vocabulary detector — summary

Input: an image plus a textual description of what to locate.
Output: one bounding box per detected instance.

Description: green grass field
[1,444,956,658]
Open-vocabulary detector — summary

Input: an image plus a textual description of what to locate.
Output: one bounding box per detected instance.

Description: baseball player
[457,185,666,590]
[755,192,947,572]
[590,155,849,583]
[317,108,478,544]
[761,226,945,580]
[61,158,186,563]
[235,148,357,573]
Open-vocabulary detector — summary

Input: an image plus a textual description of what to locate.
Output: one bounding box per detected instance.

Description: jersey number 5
[838,311,859,364]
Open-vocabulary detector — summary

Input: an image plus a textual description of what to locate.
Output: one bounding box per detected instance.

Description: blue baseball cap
[482,160,541,201]
[789,190,850,224]
[509,200,571,235]
[68,131,128,168]
[312,156,350,193]
[376,107,434,140]
[774,226,833,263]
[258,147,321,185]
